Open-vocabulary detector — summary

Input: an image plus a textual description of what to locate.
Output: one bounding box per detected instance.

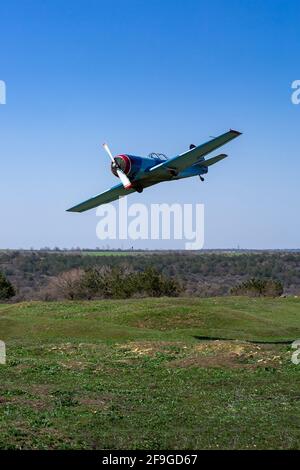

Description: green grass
[82,251,140,256]
[0,296,300,449]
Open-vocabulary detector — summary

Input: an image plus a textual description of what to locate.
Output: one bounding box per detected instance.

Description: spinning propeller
[102,143,132,189]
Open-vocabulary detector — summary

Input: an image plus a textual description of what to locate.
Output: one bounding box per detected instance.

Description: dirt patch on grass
[46,342,78,354]
[0,395,52,411]
[167,340,286,369]
[59,360,90,370]
[79,396,111,410]
[115,340,287,370]
[117,340,184,357]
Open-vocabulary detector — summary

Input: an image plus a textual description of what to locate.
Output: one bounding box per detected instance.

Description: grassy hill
[1,297,300,449]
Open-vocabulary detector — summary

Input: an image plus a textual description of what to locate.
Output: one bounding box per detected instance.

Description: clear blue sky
[0,0,299,249]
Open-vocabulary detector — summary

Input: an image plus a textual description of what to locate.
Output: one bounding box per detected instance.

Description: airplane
[67,129,242,213]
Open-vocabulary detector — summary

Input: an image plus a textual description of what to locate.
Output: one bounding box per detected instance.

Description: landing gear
[135,185,143,193]
[199,175,205,182]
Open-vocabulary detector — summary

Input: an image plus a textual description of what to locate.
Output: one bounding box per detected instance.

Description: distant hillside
[0,250,300,300]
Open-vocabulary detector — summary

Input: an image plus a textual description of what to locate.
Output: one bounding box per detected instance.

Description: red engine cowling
[111,154,132,177]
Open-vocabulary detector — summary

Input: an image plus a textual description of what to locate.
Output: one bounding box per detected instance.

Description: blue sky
[0,0,299,249]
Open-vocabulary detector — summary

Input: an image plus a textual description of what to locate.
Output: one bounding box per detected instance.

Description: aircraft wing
[147,129,241,178]
[67,183,137,213]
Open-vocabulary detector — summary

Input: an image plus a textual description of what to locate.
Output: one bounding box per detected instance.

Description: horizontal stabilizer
[198,153,228,167]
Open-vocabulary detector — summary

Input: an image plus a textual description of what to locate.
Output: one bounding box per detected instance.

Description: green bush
[55,266,182,300]
[134,267,181,297]
[0,272,16,300]
[231,278,283,297]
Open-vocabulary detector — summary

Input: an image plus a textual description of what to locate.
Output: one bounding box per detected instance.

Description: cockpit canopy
[148,152,168,161]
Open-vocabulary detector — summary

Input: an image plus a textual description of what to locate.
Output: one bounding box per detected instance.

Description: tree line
[0,250,299,300]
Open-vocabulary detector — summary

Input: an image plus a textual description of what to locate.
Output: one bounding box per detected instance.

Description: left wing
[67,183,137,213]
[146,129,241,179]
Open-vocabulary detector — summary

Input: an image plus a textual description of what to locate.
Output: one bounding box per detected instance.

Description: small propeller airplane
[67,129,242,213]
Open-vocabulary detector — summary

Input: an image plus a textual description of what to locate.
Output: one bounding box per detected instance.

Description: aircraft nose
[114,155,131,175]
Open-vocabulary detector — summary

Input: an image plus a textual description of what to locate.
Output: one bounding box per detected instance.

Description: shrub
[134,267,181,297]
[231,278,283,297]
[82,266,135,299]
[50,268,85,300]
[0,272,16,300]
[48,266,181,300]
[82,266,181,299]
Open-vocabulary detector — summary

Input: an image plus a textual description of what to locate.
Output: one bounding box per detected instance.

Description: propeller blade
[103,142,132,189]
[102,142,115,163]
[116,168,132,189]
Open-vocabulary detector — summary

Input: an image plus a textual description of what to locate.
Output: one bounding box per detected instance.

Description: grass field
[82,251,139,256]
[0,296,300,450]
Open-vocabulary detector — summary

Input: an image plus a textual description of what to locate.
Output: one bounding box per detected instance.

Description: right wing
[67,183,137,213]
[146,129,241,179]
